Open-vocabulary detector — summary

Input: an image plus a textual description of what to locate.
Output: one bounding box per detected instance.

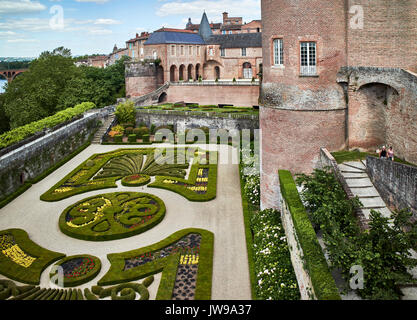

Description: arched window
[243,62,252,79]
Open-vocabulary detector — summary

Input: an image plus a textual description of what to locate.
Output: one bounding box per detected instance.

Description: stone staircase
[338,160,392,219]
[91,114,115,144]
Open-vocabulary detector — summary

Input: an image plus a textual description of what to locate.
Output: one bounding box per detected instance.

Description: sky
[0,0,261,58]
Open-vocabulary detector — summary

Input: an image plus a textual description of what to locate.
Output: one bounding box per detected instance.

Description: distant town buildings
[75,11,262,69]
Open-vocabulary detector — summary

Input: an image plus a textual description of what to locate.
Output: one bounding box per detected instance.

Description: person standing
[380,146,387,159]
[388,146,394,161]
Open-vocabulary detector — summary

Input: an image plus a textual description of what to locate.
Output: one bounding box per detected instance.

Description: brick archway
[170,65,177,82]
[0,69,28,83]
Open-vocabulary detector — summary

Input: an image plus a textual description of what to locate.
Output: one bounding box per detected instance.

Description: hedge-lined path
[0,143,251,300]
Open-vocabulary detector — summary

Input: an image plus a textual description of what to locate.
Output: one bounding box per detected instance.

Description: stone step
[338,163,365,173]
[345,177,373,188]
[359,197,387,209]
[350,186,380,197]
[362,207,392,219]
[344,161,367,170]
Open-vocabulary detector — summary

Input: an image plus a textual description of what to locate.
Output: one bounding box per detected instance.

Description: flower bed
[251,209,300,300]
[41,148,216,203]
[98,228,214,300]
[121,174,151,187]
[50,255,101,287]
[59,192,166,241]
[0,229,65,285]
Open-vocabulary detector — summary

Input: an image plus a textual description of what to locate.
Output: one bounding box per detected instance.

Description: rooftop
[207,33,262,48]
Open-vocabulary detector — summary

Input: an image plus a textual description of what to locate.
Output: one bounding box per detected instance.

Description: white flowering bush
[251,209,300,300]
[243,174,260,206]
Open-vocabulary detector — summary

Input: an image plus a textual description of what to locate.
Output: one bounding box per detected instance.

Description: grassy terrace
[331,150,416,167]
[137,103,259,116]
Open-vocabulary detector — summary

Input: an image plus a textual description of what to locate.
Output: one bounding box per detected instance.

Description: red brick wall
[260,107,346,209]
[166,84,259,106]
[347,0,417,72]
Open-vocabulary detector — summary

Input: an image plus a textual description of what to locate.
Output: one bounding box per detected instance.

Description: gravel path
[0,143,251,300]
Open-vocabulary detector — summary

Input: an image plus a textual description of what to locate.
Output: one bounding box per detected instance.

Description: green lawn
[331,150,416,167]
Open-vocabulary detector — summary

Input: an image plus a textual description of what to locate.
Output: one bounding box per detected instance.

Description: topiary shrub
[142,134,150,143]
[133,128,141,138]
[128,134,137,143]
[114,134,123,143]
[125,127,134,135]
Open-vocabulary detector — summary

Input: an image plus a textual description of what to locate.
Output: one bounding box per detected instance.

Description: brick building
[186,12,262,35]
[260,0,417,209]
[126,12,263,98]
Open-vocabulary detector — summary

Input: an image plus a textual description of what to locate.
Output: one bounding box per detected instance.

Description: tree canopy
[0,47,130,131]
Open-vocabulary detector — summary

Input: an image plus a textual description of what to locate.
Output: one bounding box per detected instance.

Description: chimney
[223,12,228,22]
[136,33,139,38]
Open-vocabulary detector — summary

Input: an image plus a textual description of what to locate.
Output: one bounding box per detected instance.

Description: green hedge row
[278,170,341,300]
[98,228,214,300]
[0,229,65,285]
[0,102,96,150]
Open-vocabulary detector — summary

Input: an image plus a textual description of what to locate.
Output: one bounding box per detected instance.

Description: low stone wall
[280,198,316,300]
[0,107,113,200]
[135,110,259,132]
[319,148,369,230]
[366,156,417,218]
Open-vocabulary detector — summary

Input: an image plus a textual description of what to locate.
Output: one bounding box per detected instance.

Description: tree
[3,47,80,128]
[0,95,10,134]
[115,100,136,125]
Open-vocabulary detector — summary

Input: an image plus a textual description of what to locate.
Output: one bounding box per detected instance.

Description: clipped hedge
[0,102,96,150]
[59,192,166,241]
[98,228,214,300]
[278,170,341,300]
[0,229,65,285]
[149,152,217,202]
[49,255,102,288]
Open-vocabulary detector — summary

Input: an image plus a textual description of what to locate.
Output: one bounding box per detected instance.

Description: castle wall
[166,83,260,107]
[0,108,113,201]
[125,63,160,98]
[260,0,348,209]
[346,0,417,72]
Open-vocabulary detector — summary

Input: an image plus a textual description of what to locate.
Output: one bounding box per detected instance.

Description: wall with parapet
[135,109,259,132]
[0,108,112,200]
[166,83,260,107]
[367,156,417,219]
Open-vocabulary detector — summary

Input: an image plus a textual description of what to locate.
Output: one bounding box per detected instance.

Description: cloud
[156,0,261,21]
[88,28,113,35]
[7,38,40,43]
[0,0,46,14]
[94,18,121,25]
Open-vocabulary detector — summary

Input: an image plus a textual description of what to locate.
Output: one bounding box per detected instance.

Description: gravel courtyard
[0,143,251,300]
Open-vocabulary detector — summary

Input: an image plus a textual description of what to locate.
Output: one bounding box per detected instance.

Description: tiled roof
[145,30,205,45]
[207,33,262,48]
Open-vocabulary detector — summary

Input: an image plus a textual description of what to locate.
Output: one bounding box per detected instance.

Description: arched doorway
[179,64,186,81]
[187,64,194,81]
[170,65,177,82]
[243,62,252,79]
[349,82,400,150]
[157,65,164,85]
[195,64,201,80]
[158,92,167,103]
[215,66,220,80]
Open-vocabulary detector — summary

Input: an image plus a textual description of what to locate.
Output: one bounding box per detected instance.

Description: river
[0,79,6,93]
